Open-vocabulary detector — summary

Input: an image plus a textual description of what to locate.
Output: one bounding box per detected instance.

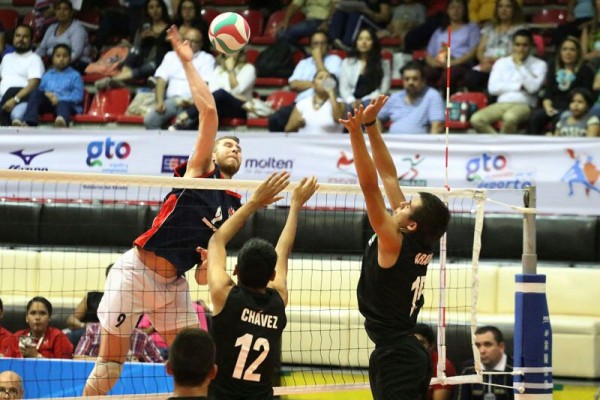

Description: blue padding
[514,274,553,396]
[0,358,172,398]
[515,274,546,283]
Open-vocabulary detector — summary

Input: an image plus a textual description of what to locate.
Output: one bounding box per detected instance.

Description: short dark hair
[513,28,533,45]
[237,238,277,289]
[475,325,504,344]
[400,60,425,78]
[414,323,435,347]
[310,30,329,44]
[15,24,33,40]
[214,135,240,148]
[169,328,215,386]
[409,192,451,246]
[55,0,74,10]
[27,296,53,317]
[569,87,595,108]
[52,43,72,57]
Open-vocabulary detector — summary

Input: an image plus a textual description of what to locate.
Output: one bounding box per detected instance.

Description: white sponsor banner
[0,129,599,215]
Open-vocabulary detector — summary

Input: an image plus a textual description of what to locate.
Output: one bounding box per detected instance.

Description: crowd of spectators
[0,0,598,137]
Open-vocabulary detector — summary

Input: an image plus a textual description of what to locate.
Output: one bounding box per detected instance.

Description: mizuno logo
[10,148,54,165]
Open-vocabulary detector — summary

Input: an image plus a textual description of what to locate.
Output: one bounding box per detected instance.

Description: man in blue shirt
[377,61,445,134]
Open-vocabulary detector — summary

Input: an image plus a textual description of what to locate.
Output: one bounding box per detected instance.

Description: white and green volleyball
[208,12,251,55]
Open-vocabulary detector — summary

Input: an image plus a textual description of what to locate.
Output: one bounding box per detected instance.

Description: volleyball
[208,12,250,55]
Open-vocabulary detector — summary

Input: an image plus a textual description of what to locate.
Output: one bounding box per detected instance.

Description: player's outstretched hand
[195,246,208,285]
[291,176,319,208]
[250,171,291,207]
[360,95,388,124]
[167,25,193,62]
[339,109,363,135]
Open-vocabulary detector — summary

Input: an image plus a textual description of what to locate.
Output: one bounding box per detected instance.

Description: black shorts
[368,335,432,400]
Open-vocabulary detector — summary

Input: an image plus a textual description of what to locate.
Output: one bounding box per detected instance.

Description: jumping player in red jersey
[83,26,243,396]
[340,95,451,400]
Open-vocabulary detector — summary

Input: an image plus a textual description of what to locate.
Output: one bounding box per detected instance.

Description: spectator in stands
[94,1,144,50]
[2,296,73,359]
[0,371,24,399]
[464,0,525,92]
[0,25,45,127]
[424,0,480,92]
[470,29,547,134]
[458,325,514,400]
[64,264,112,348]
[95,0,172,91]
[329,0,391,52]
[33,0,57,44]
[137,300,210,359]
[555,0,594,47]
[268,30,342,132]
[285,69,344,133]
[0,298,12,356]
[166,328,216,399]
[339,28,391,112]
[74,322,164,363]
[413,323,456,400]
[276,0,334,52]
[173,0,209,53]
[21,44,84,128]
[171,49,255,130]
[554,87,599,137]
[581,0,600,68]
[35,0,92,72]
[378,0,426,45]
[530,36,594,135]
[143,27,214,129]
[376,61,444,134]
[403,0,448,53]
[468,0,522,25]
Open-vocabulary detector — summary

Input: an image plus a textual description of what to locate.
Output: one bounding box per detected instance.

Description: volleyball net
[0,169,531,398]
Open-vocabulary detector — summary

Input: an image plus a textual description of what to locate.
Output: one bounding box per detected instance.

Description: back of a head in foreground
[410,192,451,247]
[237,237,278,289]
[169,328,216,386]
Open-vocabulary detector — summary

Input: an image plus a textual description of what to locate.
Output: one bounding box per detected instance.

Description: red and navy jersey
[134,162,241,275]
[357,233,433,345]
[210,286,287,400]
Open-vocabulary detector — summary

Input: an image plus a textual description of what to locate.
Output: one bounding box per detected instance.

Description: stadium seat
[75,8,101,30]
[238,9,264,39]
[38,90,92,124]
[329,49,347,59]
[73,88,131,124]
[246,90,297,128]
[531,9,567,45]
[447,91,488,130]
[379,36,402,47]
[115,115,144,125]
[220,118,247,128]
[12,0,34,6]
[213,0,248,5]
[0,9,20,32]
[250,10,305,45]
[532,33,545,57]
[201,8,220,26]
[252,50,305,87]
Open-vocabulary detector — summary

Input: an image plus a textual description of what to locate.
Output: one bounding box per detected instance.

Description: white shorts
[97,248,199,337]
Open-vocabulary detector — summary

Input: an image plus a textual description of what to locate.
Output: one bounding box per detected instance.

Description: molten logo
[562,149,600,196]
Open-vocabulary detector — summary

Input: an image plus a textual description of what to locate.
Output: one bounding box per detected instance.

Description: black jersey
[134,162,241,275]
[210,286,287,400]
[357,233,433,345]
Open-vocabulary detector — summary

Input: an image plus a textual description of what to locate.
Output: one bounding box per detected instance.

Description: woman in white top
[174,50,256,129]
[338,28,391,112]
[285,69,344,134]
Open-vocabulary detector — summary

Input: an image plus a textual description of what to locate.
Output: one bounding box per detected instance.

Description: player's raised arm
[207,172,291,314]
[167,25,217,176]
[359,95,406,210]
[340,109,402,267]
[269,177,319,306]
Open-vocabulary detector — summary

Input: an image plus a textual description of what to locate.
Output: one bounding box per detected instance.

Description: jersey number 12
[233,333,270,382]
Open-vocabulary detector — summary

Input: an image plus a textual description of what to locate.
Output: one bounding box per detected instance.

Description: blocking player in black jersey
[340,95,451,400]
[206,171,318,400]
[83,26,243,396]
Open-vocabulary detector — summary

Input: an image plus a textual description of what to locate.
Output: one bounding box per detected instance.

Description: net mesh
[0,170,487,397]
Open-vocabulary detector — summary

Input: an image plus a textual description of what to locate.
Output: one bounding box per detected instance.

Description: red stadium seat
[247,90,297,128]
[12,0,34,6]
[73,88,131,123]
[328,49,347,59]
[220,117,247,127]
[250,10,304,45]
[115,115,144,125]
[238,9,264,39]
[201,8,220,26]
[213,0,248,5]
[531,9,567,46]
[447,91,488,130]
[39,90,92,123]
[0,9,19,31]
[254,50,305,87]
